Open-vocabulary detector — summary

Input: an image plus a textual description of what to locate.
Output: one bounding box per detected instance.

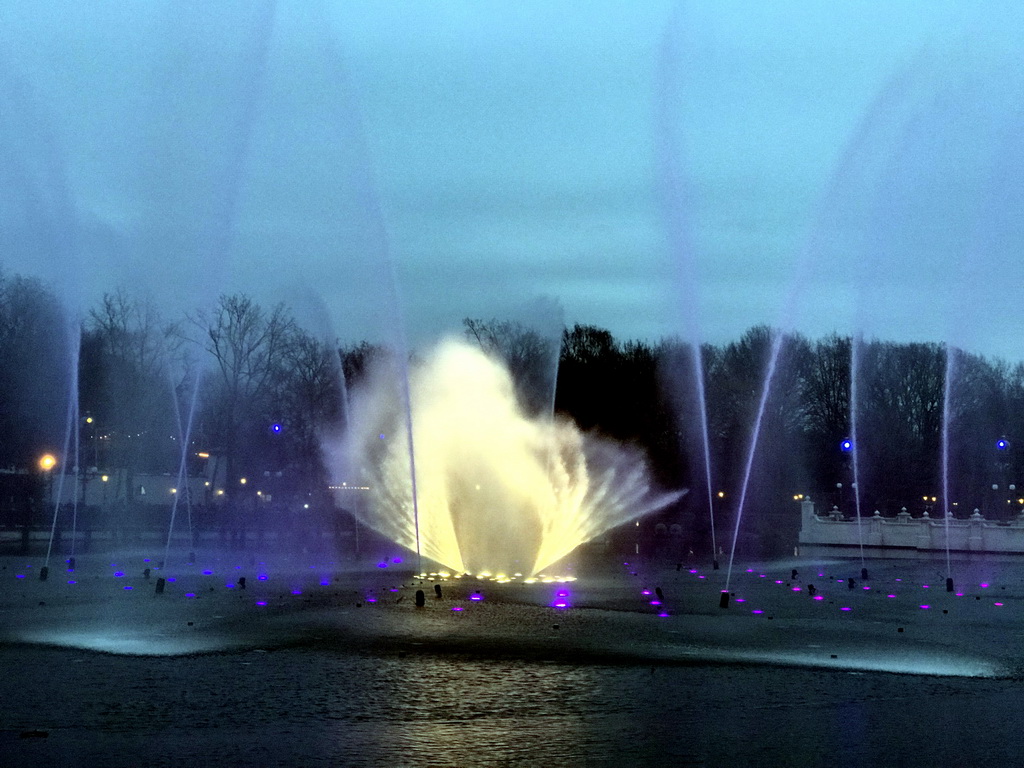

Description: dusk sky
[2,2,1024,360]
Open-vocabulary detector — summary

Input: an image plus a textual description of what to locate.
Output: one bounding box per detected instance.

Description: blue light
[840,439,853,452]
[270,423,282,434]
[997,439,1010,451]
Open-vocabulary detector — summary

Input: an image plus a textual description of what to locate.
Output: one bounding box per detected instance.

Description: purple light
[791,586,801,592]
[67,580,77,585]
[185,592,196,598]
[451,606,464,612]
[688,569,697,574]
[862,586,870,591]
[15,574,25,579]
[124,586,133,591]
[658,612,670,618]
[366,597,377,603]
[956,592,964,597]
[922,584,929,589]
[736,598,746,603]
[553,601,569,609]
[980,582,990,588]
[377,562,388,569]
[258,574,268,581]
[887,594,897,598]
[775,580,783,584]
[752,609,764,614]
[144,558,151,563]
[392,557,403,564]
[389,588,399,593]
[256,600,267,606]
[840,607,851,611]
[320,580,330,586]
[895,578,902,582]
[745,568,753,572]
[919,604,930,610]
[650,600,662,606]
[995,602,1004,606]
[167,577,176,582]
[813,595,824,601]
[225,583,235,589]
[202,570,213,575]
[469,593,483,601]
[759,574,766,578]
[114,571,124,577]
[291,589,302,595]
[641,589,651,596]
[698,575,706,579]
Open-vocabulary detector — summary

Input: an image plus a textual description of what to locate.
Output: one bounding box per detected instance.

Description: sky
[2,1,1024,360]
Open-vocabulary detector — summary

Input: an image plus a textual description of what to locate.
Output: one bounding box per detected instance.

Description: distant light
[101,475,109,482]
[840,439,853,452]
[271,423,282,433]
[717,491,725,499]
[197,452,210,459]
[170,488,177,494]
[239,477,247,485]
[379,433,386,440]
[38,453,57,471]
[997,439,1010,451]
[85,416,93,424]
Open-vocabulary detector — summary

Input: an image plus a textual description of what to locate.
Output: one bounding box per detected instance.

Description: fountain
[329,338,683,576]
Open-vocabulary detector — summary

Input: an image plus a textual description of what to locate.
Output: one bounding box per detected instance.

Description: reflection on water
[1,645,1018,767]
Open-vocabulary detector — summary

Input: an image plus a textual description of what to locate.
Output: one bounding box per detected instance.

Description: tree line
[3,271,1024,555]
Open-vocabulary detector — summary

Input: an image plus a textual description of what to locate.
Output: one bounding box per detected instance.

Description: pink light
[955,592,964,597]
[641,589,651,596]
[791,586,801,592]
[451,606,464,612]
[775,580,783,584]
[698,575,706,579]
[650,600,662,606]
[745,568,753,572]
[736,598,746,603]
[980,582,990,588]
[759,574,766,578]
[922,585,930,589]
[256,600,267,606]
[813,595,824,601]
[752,609,764,614]
[887,594,896,598]
[919,604,930,610]
[840,607,851,611]
[995,602,1004,607]
[658,612,670,617]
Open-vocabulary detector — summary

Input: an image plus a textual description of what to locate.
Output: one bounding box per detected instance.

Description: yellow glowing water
[334,339,682,575]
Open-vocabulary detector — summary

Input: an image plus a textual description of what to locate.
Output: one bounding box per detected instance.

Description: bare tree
[191,294,296,498]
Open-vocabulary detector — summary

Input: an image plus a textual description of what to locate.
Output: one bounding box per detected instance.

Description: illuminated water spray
[332,339,683,575]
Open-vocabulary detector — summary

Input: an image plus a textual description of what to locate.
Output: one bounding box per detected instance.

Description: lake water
[2,552,1021,766]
